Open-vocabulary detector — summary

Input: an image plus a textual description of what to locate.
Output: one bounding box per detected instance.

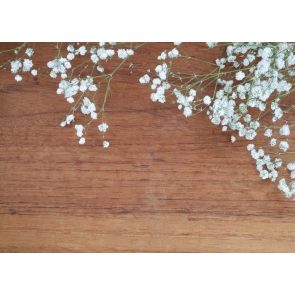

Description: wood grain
[1,42,295,252]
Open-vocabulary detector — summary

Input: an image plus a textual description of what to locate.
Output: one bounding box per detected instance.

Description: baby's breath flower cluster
[140,42,295,199]
[4,42,295,199]
[0,43,38,81]
[49,42,143,147]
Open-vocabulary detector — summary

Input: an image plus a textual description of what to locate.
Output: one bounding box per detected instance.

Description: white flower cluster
[98,122,108,132]
[139,43,183,105]
[278,179,295,198]
[56,78,79,103]
[48,42,140,146]
[139,63,170,104]
[56,76,97,104]
[81,97,97,119]
[157,47,180,60]
[247,144,280,182]
[60,114,75,127]
[47,57,71,78]
[118,49,134,59]
[66,44,87,59]
[79,77,97,92]
[10,47,37,81]
[173,89,196,117]
[202,43,295,148]
[140,42,295,199]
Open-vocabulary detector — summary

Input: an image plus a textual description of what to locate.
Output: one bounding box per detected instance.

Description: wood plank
[1,42,295,252]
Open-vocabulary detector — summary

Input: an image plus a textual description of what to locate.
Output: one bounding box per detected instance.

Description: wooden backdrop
[1,42,295,252]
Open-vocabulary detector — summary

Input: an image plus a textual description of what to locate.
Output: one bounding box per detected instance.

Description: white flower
[78,46,87,55]
[278,179,290,194]
[158,51,167,60]
[203,96,211,105]
[81,97,96,114]
[249,121,260,130]
[270,138,276,146]
[75,124,84,137]
[274,158,282,168]
[277,80,291,93]
[247,54,255,62]
[25,48,34,57]
[206,42,218,48]
[244,114,251,123]
[216,58,225,68]
[239,103,247,113]
[174,42,182,46]
[118,49,128,59]
[11,60,22,73]
[287,162,295,171]
[266,162,275,171]
[60,121,66,127]
[97,48,108,59]
[91,54,99,64]
[239,128,246,137]
[47,61,54,68]
[251,149,259,160]
[79,137,85,145]
[103,141,109,148]
[263,155,270,162]
[64,61,71,69]
[67,45,75,52]
[257,148,264,157]
[89,84,97,92]
[22,59,33,72]
[98,122,109,132]
[183,106,192,117]
[91,112,97,120]
[279,124,290,136]
[139,74,150,84]
[260,170,269,180]
[256,164,263,171]
[235,71,245,81]
[279,141,289,152]
[66,114,74,124]
[154,63,168,81]
[31,69,37,76]
[106,49,115,57]
[228,55,236,63]
[67,53,75,60]
[159,71,166,80]
[245,129,257,140]
[243,58,250,66]
[189,89,196,97]
[97,66,104,73]
[15,75,22,82]
[51,68,61,76]
[231,136,236,143]
[274,108,283,119]
[126,49,134,56]
[67,97,74,103]
[264,129,272,137]
[168,48,179,58]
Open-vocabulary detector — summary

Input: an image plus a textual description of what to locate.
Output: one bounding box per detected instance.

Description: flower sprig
[50,42,146,147]
[140,42,295,199]
[0,42,38,81]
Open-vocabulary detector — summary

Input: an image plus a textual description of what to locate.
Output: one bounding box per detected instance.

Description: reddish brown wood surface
[1,42,295,252]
